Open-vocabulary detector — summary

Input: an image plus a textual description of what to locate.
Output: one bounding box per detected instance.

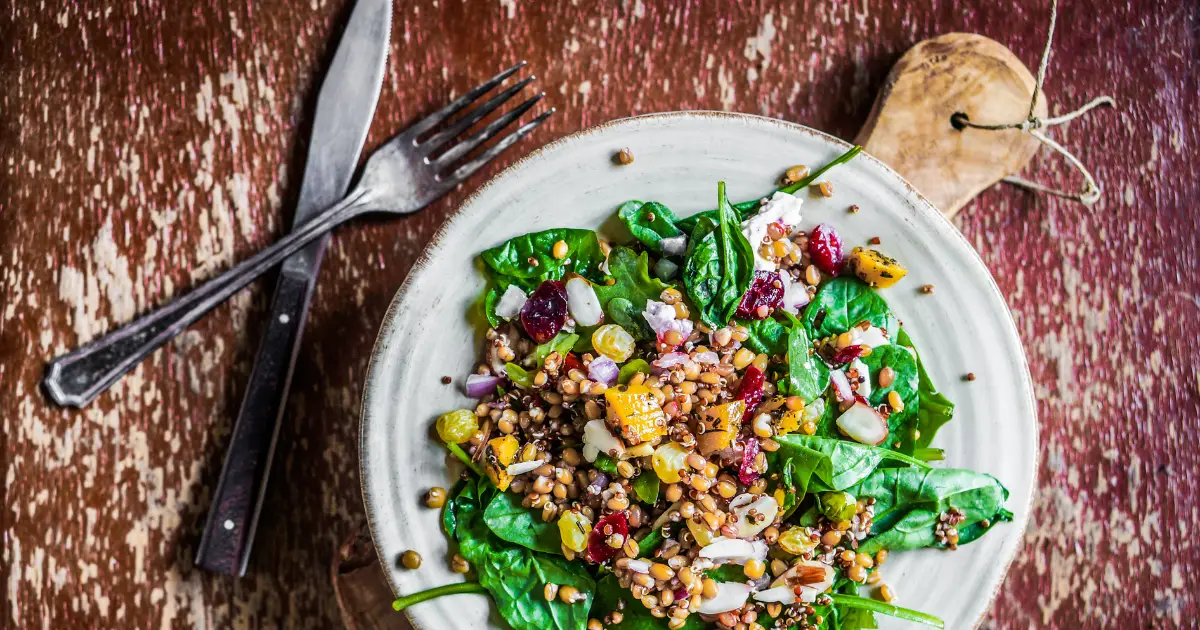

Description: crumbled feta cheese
[741,192,803,272]
[848,325,890,348]
[494,285,528,320]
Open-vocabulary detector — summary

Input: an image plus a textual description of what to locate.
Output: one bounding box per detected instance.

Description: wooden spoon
[855,33,1048,218]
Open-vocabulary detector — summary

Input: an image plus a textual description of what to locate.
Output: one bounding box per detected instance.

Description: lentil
[401,550,422,570]
[424,487,447,508]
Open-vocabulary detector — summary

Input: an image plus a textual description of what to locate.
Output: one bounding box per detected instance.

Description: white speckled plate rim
[360,111,1038,630]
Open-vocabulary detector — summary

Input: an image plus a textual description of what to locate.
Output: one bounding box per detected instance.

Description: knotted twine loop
[949,0,1115,206]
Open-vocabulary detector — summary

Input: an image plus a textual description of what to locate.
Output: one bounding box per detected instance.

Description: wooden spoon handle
[855,33,1048,217]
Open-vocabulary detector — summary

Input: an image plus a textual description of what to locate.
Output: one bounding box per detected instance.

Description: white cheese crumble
[848,325,890,348]
[740,192,803,271]
[847,358,871,399]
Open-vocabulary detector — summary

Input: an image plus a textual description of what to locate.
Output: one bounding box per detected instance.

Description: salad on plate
[391,146,1012,630]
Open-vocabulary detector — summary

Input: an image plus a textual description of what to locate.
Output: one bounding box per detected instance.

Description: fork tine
[406,61,526,139]
[421,76,536,154]
[434,93,544,168]
[439,108,555,185]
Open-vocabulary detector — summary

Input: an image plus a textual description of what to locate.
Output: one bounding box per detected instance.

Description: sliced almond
[835,401,889,446]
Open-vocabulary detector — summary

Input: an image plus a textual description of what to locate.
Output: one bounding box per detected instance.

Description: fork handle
[43,189,370,407]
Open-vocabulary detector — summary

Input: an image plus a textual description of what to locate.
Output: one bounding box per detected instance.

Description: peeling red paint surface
[1,0,1196,627]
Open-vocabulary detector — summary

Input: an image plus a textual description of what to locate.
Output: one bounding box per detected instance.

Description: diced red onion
[738,438,761,485]
[588,472,610,494]
[464,373,504,398]
[588,356,619,386]
[642,300,693,346]
[653,352,690,369]
[693,351,719,364]
[781,273,810,314]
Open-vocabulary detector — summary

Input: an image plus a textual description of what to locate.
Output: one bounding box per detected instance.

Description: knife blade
[195,0,393,576]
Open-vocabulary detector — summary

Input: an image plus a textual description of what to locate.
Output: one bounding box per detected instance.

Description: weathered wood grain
[2,0,1196,628]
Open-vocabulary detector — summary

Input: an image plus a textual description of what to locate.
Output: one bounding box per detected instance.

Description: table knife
[195,0,393,576]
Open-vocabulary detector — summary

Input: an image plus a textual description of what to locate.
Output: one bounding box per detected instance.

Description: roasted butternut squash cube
[484,435,520,491]
[848,247,908,288]
[778,409,802,436]
[605,384,667,444]
[697,400,746,455]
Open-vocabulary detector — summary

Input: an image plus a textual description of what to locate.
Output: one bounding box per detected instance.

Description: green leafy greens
[436,478,595,630]
[480,228,605,326]
[617,201,684,253]
[769,434,930,495]
[803,277,896,339]
[593,247,673,339]
[483,490,563,554]
[896,329,956,457]
[674,145,864,234]
[778,311,830,403]
[682,182,755,328]
[850,467,1012,555]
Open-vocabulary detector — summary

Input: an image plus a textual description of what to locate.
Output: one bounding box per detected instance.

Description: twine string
[950,0,1115,205]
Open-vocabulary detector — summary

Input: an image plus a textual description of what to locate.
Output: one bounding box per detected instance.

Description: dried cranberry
[586,512,629,564]
[520,280,568,343]
[831,344,866,365]
[738,437,761,485]
[563,352,584,374]
[808,224,844,276]
[737,365,766,422]
[735,271,785,319]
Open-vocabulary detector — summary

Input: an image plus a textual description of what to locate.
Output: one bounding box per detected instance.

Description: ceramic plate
[360,112,1037,630]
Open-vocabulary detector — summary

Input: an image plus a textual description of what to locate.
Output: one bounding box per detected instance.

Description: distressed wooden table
[2,0,1196,627]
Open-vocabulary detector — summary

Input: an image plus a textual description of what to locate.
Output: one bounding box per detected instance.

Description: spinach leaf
[779,312,830,404]
[705,564,747,582]
[619,359,652,384]
[858,344,919,449]
[896,329,956,455]
[830,594,942,629]
[674,146,864,235]
[849,467,1011,555]
[507,363,534,389]
[632,470,660,505]
[738,316,789,356]
[774,453,821,518]
[682,216,722,321]
[483,490,562,554]
[592,575,703,630]
[447,478,595,630]
[682,183,755,328]
[481,228,605,290]
[484,286,502,328]
[534,333,579,368]
[594,454,619,475]
[803,277,895,339]
[770,435,929,496]
[593,247,672,340]
[617,201,684,253]
[835,606,879,630]
[636,529,663,558]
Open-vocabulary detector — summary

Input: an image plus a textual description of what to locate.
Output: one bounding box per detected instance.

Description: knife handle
[194,263,321,576]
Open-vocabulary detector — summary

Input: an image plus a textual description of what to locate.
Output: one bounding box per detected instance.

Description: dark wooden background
[2,0,1197,627]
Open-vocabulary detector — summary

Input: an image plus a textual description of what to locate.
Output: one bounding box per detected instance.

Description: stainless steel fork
[44,62,553,407]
